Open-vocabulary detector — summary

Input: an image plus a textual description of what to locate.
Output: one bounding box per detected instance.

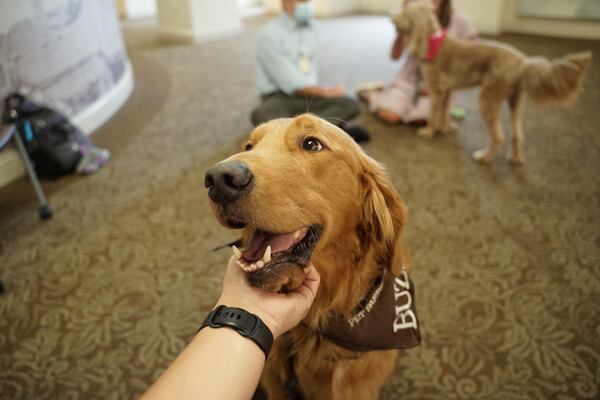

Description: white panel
[124,0,158,19]
[0,0,134,188]
[190,0,242,40]
[502,0,600,39]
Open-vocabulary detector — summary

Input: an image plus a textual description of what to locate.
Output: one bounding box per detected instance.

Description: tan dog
[205,114,418,399]
[393,1,592,163]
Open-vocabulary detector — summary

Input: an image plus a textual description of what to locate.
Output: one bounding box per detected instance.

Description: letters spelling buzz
[393,271,417,332]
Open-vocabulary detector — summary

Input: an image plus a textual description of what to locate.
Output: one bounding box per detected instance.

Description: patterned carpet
[1,15,599,400]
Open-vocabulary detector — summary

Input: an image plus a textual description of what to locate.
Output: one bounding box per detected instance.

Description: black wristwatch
[199,305,274,359]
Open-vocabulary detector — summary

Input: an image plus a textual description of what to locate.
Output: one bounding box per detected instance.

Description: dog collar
[426,29,447,63]
[316,267,421,352]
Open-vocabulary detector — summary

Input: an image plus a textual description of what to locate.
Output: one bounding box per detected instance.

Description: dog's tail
[522,51,592,107]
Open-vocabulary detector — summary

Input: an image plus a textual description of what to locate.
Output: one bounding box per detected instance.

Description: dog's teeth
[236,259,248,271]
[256,260,264,269]
[232,245,242,259]
[249,263,257,271]
[263,246,272,263]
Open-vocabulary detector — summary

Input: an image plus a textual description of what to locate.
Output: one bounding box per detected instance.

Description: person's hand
[216,256,321,339]
[324,85,347,98]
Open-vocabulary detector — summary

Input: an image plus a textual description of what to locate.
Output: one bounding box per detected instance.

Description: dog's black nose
[204,161,254,205]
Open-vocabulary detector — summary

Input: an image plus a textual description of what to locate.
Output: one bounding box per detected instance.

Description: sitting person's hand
[324,84,347,98]
[217,255,321,339]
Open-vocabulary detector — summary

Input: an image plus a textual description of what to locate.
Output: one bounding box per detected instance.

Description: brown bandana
[319,268,421,352]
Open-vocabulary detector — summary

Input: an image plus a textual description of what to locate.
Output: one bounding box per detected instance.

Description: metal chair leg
[12,128,53,220]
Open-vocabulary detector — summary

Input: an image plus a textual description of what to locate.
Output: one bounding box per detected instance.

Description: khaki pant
[251,92,360,127]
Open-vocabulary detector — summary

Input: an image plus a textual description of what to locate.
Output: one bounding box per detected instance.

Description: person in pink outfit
[361,0,478,125]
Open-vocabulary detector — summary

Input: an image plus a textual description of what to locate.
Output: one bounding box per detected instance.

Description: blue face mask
[294,2,313,25]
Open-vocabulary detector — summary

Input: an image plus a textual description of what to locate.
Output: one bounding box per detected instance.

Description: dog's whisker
[306,95,315,114]
[245,117,256,131]
[319,115,350,127]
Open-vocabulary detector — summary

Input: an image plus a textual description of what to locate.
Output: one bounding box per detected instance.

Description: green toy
[451,107,466,121]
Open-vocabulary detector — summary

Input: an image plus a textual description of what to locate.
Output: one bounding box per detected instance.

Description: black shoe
[343,125,371,143]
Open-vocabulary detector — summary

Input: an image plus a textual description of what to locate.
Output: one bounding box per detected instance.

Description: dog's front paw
[472,149,493,163]
[417,126,435,138]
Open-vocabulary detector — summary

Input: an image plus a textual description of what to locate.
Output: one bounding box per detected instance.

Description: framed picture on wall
[517,0,600,21]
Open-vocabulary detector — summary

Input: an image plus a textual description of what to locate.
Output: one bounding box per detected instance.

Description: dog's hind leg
[473,84,507,163]
[507,90,525,164]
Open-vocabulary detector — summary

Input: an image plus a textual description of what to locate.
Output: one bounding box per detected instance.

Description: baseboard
[158,26,196,41]
[159,24,242,43]
[0,61,134,189]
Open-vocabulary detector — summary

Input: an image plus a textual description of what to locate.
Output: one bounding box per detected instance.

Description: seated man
[251,0,370,143]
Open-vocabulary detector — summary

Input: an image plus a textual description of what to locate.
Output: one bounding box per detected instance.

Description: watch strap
[199,305,274,359]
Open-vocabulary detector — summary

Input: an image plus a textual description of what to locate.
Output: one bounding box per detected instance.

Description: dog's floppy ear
[359,158,408,275]
[405,2,437,60]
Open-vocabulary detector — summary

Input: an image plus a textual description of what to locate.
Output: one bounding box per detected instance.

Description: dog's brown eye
[245,143,253,151]
[302,137,323,152]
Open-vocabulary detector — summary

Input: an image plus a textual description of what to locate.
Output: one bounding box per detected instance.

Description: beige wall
[116,0,158,20]
[156,0,194,37]
[263,0,359,17]
[263,0,282,13]
[358,0,403,14]
[441,0,600,38]
[314,0,359,17]
[115,0,128,19]
[454,0,505,34]
[157,0,241,41]
[289,0,600,39]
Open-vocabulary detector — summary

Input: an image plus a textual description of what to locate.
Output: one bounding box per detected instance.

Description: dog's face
[205,114,406,293]
[392,1,439,60]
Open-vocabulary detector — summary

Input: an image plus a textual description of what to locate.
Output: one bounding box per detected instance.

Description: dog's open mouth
[232,225,322,292]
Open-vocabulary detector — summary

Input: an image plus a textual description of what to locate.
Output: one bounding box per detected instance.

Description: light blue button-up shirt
[256,14,318,95]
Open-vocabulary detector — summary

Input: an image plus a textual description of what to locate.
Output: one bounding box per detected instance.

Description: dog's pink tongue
[242,229,306,262]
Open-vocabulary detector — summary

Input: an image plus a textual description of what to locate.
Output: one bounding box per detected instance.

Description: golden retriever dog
[204,114,419,399]
[393,1,592,163]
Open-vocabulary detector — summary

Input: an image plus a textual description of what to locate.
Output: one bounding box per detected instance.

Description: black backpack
[2,93,90,179]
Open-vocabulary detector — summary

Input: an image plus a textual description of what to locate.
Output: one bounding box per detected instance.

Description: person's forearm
[294,86,326,97]
[391,34,404,60]
[140,327,265,400]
